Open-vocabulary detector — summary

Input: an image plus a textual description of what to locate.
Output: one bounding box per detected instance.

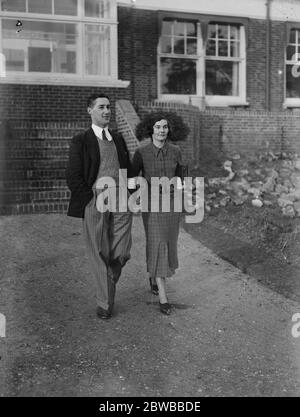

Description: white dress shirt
[91,124,113,141]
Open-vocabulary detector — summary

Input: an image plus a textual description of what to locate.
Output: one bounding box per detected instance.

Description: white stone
[278,197,294,207]
[282,205,295,218]
[294,159,300,171]
[252,198,263,208]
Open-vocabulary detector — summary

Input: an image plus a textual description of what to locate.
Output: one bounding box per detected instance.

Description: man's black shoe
[96,306,112,319]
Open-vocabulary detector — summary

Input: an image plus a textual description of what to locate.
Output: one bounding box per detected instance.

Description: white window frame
[158,16,247,108]
[284,27,300,108]
[0,0,129,87]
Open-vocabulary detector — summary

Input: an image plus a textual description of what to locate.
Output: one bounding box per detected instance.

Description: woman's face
[152,119,169,142]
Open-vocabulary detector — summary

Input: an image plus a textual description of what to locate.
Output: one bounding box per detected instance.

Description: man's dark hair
[87,94,110,108]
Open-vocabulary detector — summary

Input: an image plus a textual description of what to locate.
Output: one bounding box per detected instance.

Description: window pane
[54,0,78,16]
[289,29,296,44]
[2,19,78,74]
[187,38,197,55]
[174,37,184,54]
[186,22,196,37]
[287,45,297,61]
[174,21,185,36]
[218,40,228,57]
[206,40,216,56]
[161,36,172,53]
[286,64,300,98]
[230,41,240,58]
[2,0,26,12]
[3,48,24,71]
[28,0,52,14]
[230,26,239,41]
[160,58,196,94]
[85,25,111,76]
[217,25,228,39]
[85,0,111,18]
[162,21,172,36]
[29,47,51,71]
[206,60,239,95]
[208,25,217,39]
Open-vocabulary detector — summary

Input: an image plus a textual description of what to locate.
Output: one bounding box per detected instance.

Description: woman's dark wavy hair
[135,111,190,142]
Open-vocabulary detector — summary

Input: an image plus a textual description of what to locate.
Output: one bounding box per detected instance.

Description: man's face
[88,97,111,127]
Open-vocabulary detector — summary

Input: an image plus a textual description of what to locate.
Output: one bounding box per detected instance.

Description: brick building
[1,0,300,213]
[1,0,300,116]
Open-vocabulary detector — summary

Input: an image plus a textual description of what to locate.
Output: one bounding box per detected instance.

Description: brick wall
[199,109,300,157]
[0,84,129,125]
[247,19,267,110]
[118,7,158,103]
[270,21,286,111]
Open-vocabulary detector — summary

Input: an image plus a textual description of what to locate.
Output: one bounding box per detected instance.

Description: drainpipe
[266,0,272,111]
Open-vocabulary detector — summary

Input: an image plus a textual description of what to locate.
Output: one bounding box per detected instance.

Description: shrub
[135,111,190,142]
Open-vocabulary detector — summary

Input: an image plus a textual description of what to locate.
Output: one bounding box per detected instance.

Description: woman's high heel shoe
[149,278,159,295]
[159,302,171,315]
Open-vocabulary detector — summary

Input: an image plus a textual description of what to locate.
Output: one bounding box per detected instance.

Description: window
[285,28,300,106]
[0,0,127,87]
[2,19,78,74]
[206,23,240,96]
[1,0,78,16]
[160,20,198,95]
[158,16,247,107]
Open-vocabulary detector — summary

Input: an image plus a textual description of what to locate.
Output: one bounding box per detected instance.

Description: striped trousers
[83,190,132,311]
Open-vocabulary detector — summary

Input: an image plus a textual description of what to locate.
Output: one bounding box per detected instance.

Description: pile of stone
[204,151,300,218]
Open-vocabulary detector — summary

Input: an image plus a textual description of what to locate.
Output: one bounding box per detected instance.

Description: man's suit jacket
[66,127,133,218]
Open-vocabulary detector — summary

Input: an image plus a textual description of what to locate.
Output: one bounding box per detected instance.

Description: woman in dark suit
[131,114,183,315]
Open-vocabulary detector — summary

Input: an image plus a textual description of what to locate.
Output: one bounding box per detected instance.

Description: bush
[135,111,190,142]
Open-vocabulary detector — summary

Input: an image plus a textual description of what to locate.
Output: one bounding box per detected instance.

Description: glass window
[205,23,241,96]
[286,29,300,99]
[28,0,52,14]
[85,0,111,18]
[160,58,196,94]
[54,0,78,16]
[159,19,245,101]
[160,19,198,56]
[1,0,26,12]
[3,48,25,71]
[2,19,78,74]
[0,1,118,80]
[1,0,78,15]
[206,60,239,95]
[206,23,240,58]
[85,24,111,76]
[159,19,198,96]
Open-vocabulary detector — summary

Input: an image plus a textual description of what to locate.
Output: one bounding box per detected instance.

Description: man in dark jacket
[66,94,133,319]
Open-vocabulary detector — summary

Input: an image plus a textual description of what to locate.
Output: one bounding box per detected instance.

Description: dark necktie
[102,129,108,141]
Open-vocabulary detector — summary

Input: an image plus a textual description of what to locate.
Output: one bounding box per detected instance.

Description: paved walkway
[0,214,300,396]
